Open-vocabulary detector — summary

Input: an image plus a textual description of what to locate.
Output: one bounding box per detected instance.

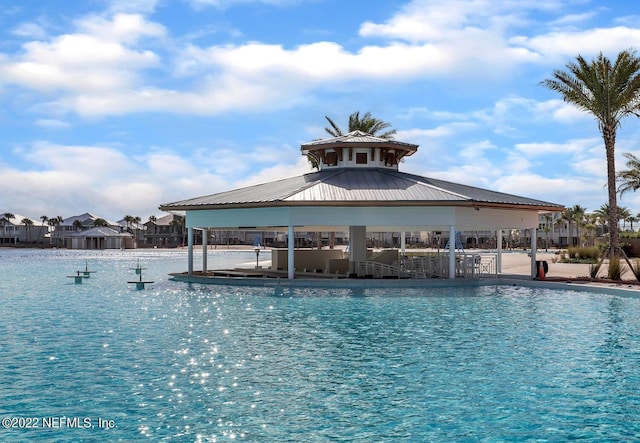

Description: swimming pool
[1,249,639,441]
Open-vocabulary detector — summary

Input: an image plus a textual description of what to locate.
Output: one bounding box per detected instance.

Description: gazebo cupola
[301,130,418,171]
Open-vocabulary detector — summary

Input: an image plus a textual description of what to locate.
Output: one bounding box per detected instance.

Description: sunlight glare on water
[0,249,639,441]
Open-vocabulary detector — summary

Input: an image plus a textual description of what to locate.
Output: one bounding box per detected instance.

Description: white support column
[400,231,406,255]
[497,229,503,273]
[449,225,456,279]
[188,226,194,276]
[202,228,208,273]
[530,228,537,279]
[288,225,295,279]
[349,226,367,275]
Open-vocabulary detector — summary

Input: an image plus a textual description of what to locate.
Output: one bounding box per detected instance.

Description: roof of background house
[68,226,132,237]
[145,213,180,226]
[0,212,47,226]
[61,213,119,227]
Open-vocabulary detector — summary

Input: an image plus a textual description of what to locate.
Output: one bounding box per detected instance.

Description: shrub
[607,257,627,280]
[560,246,600,263]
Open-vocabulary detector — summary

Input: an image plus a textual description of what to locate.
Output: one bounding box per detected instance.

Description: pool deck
[170,249,640,296]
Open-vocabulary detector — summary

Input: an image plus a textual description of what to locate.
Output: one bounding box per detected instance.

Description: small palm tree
[571,205,587,246]
[148,215,157,246]
[39,215,48,244]
[562,206,586,247]
[543,213,553,250]
[93,218,109,227]
[324,111,396,139]
[542,49,640,265]
[3,213,15,243]
[583,213,598,246]
[123,215,134,233]
[134,216,141,247]
[21,218,33,243]
[594,204,611,236]
[618,206,632,231]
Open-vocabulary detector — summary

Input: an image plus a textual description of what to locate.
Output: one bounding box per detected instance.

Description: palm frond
[324,115,343,137]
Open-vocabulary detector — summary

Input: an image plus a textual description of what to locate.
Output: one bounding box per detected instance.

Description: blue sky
[2,0,640,223]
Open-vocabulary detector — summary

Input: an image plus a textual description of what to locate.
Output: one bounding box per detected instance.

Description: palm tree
[571,204,587,246]
[618,206,632,231]
[93,218,109,227]
[0,216,7,244]
[542,213,553,251]
[562,206,582,247]
[134,216,141,247]
[541,49,640,262]
[594,204,611,236]
[617,152,640,195]
[3,213,15,244]
[123,215,134,233]
[583,213,598,246]
[72,220,84,231]
[148,215,157,247]
[48,215,63,247]
[169,215,186,247]
[21,218,34,243]
[553,216,566,246]
[39,215,48,244]
[324,111,396,139]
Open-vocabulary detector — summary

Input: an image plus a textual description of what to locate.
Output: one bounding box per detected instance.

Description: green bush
[560,246,600,263]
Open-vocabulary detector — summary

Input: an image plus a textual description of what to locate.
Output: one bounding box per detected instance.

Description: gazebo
[159,130,563,281]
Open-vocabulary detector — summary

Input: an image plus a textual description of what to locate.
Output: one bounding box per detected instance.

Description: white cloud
[548,11,598,26]
[0,14,163,98]
[11,22,47,39]
[514,138,597,157]
[517,26,640,60]
[35,119,70,129]
[75,12,166,43]
[494,173,599,206]
[398,122,477,141]
[1,1,638,120]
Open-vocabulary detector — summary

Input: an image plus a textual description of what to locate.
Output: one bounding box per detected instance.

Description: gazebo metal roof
[159,167,562,212]
[301,130,418,150]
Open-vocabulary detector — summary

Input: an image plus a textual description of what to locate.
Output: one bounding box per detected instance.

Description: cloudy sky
[1,0,640,223]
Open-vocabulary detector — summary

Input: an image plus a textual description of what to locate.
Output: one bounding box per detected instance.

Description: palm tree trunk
[604,126,619,258]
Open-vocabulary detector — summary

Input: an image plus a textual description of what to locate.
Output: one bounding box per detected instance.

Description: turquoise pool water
[1,249,639,442]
